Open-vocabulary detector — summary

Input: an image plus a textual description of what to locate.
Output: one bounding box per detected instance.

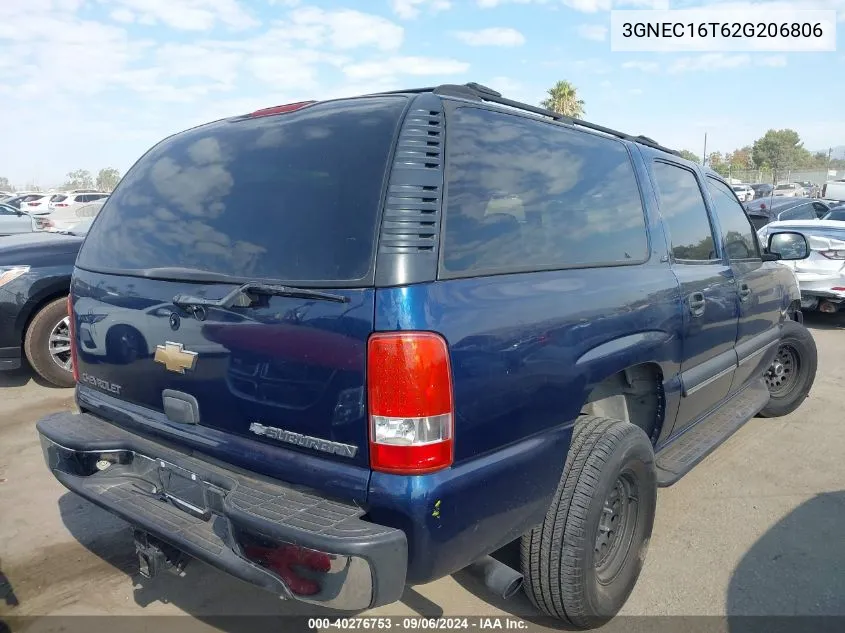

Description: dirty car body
[36,84,813,621]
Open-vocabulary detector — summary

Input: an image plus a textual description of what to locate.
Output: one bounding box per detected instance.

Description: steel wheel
[594,470,640,584]
[49,316,72,371]
[765,343,799,398]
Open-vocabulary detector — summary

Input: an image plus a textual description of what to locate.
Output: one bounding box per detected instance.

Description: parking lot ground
[1,314,844,631]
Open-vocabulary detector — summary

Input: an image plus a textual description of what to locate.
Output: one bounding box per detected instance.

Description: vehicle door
[649,160,740,435]
[0,204,32,235]
[704,176,782,393]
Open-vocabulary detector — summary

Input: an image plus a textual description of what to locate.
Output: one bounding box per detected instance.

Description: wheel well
[581,363,664,444]
[21,290,69,344]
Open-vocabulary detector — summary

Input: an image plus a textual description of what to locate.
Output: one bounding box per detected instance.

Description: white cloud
[288,7,404,50]
[110,8,136,22]
[454,27,525,46]
[758,54,788,67]
[621,60,659,72]
[577,24,608,40]
[103,0,259,31]
[600,79,613,88]
[486,76,523,95]
[628,88,643,95]
[392,0,452,19]
[477,0,669,10]
[342,56,470,81]
[667,53,792,73]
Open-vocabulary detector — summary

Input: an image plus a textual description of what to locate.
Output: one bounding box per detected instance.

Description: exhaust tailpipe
[464,555,524,600]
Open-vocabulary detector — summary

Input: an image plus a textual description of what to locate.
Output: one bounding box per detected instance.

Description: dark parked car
[822,206,845,221]
[750,183,774,199]
[744,196,833,229]
[35,83,817,628]
[0,219,93,386]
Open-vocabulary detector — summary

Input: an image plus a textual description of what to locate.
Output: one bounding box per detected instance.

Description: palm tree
[540,80,585,119]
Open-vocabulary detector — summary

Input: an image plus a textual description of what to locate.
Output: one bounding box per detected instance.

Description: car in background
[744,197,833,230]
[0,203,38,235]
[821,180,845,204]
[823,207,845,221]
[0,218,94,386]
[4,193,46,210]
[18,194,57,213]
[797,181,820,198]
[750,183,773,200]
[48,192,108,213]
[731,184,754,202]
[757,219,845,313]
[41,200,106,231]
[773,182,806,198]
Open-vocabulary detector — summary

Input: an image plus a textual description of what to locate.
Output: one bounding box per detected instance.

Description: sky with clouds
[1,0,843,187]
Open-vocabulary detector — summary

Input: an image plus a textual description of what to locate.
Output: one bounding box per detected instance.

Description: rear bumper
[36,411,407,610]
[0,345,21,371]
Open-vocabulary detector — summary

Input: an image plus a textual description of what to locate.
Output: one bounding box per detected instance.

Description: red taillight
[367,332,454,475]
[249,100,316,118]
[67,295,78,382]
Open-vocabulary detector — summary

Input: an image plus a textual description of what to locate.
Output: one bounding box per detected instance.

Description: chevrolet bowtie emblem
[154,341,198,374]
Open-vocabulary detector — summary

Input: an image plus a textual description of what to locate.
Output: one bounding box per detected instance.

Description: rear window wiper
[173,282,349,311]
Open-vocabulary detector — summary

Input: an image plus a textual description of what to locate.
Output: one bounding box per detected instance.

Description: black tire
[520,416,657,629]
[759,320,817,418]
[23,296,75,388]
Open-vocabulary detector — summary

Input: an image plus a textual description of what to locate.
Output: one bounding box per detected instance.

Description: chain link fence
[725,168,845,185]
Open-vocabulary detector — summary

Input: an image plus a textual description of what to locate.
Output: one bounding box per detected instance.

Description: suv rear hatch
[71,96,410,487]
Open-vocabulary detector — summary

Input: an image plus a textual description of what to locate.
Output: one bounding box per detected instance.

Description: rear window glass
[52,194,67,202]
[441,107,648,276]
[77,96,407,283]
[749,214,769,230]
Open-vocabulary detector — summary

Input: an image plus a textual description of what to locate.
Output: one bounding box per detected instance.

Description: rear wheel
[520,416,657,629]
[759,320,817,417]
[23,296,75,388]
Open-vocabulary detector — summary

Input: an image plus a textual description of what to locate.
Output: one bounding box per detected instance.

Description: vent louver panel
[379,107,444,255]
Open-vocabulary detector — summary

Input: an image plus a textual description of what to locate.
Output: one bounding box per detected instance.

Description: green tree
[96,167,121,192]
[540,80,585,118]
[707,152,730,177]
[64,169,94,190]
[678,150,700,164]
[752,129,804,182]
[727,146,753,171]
[0,176,11,191]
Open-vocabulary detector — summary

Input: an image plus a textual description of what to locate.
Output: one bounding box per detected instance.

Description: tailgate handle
[162,390,200,425]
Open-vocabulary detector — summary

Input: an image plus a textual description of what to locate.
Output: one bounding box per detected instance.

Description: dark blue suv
[36,83,817,627]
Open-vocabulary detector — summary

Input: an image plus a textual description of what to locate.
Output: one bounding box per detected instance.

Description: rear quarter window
[441,107,648,277]
[77,96,408,284]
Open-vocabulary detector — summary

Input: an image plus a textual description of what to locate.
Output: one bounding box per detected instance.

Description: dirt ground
[1,314,844,631]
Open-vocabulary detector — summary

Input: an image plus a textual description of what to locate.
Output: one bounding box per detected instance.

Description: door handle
[739,283,752,302]
[688,292,706,316]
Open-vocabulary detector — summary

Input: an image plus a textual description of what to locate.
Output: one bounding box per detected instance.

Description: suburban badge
[248,422,358,458]
[154,341,198,374]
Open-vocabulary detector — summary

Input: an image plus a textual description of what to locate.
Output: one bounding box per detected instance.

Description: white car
[48,192,108,213]
[0,202,38,235]
[40,199,107,231]
[731,184,754,202]
[758,219,845,312]
[18,194,56,213]
[773,183,806,198]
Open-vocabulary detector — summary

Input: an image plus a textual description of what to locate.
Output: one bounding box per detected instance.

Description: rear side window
[651,162,717,262]
[706,177,759,260]
[77,97,408,283]
[778,204,815,221]
[441,107,648,276]
[749,214,769,230]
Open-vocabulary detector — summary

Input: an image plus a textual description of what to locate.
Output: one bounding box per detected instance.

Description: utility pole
[702,133,708,166]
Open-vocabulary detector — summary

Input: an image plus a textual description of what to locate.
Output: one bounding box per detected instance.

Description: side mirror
[768,231,810,261]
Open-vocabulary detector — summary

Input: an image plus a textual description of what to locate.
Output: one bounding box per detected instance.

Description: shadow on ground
[726,491,845,632]
[55,493,462,632]
[0,364,63,389]
[802,312,845,331]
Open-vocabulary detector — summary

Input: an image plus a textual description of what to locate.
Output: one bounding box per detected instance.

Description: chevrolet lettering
[80,373,122,395]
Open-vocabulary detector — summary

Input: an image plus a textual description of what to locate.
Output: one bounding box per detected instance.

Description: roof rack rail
[432,82,681,157]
